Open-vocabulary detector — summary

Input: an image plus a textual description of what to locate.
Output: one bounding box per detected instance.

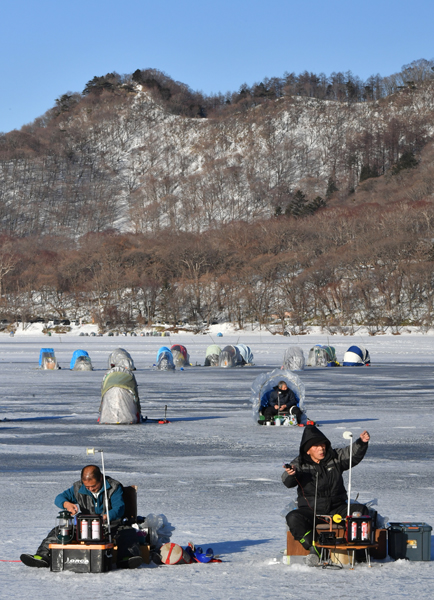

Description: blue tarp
[70,350,90,370]
[156,346,172,361]
[156,346,175,370]
[39,348,55,367]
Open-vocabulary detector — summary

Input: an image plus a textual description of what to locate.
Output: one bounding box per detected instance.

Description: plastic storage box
[50,543,113,572]
[388,522,432,561]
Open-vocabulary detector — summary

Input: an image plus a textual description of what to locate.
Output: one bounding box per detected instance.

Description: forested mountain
[1,60,434,331]
[1,59,434,235]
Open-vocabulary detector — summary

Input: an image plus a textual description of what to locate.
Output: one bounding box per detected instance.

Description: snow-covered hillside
[2,81,434,235]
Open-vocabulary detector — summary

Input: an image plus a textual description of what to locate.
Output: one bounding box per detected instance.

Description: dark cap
[299,425,330,455]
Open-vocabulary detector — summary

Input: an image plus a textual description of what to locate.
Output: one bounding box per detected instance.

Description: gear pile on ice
[159,542,222,565]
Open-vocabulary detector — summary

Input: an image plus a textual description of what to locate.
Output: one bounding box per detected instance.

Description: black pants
[36,524,141,566]
[286,503,368,549]
[263,405,302,423]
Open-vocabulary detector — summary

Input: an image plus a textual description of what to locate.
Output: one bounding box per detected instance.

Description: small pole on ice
[343,431,353,517]
[312,470,319,550]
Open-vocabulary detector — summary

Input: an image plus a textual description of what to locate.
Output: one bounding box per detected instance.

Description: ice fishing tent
[219,345,243,368]
[307,345,339,367]
[343,345,370,366]
[235,344,254,365]
[108,348,135,370]
[170,344,190,368]
[250,368,306,423]
[39,348,59,370]
[282,347,305,371]
[204,344,222,367]
[156,346,175,370]
[70,350,93,371]
[99,367,141,424]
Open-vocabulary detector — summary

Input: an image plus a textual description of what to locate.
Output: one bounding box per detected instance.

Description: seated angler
[282,425,370,566]
[263,380,302,424]
[20,465,143,569]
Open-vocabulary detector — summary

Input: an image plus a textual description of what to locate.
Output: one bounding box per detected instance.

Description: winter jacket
[281,426,368,514]
[267,386,298,411]
[54,476,125,522]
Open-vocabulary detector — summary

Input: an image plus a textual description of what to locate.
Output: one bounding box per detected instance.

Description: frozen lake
[1,333,433,599]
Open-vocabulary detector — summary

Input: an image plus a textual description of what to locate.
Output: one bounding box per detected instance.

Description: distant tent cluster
[39,348,94,370]
[280,344,370,371]
[154,344,191,370]
[204,344,254,368]
[36,345,142,425]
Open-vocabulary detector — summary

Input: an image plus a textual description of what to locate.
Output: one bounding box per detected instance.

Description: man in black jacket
[282,425,370,565]
[263,381,302,424]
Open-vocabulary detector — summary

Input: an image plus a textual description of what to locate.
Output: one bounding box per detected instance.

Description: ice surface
[1,333,434,598]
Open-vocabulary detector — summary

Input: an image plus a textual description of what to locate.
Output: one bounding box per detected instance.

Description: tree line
[83,59,434,118]
[2,197,434,334]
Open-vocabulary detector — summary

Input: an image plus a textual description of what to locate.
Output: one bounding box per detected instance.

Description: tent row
[39,347,137,371]
[155,344,254,370]
[281,344,371,370]
[155,345,191,370]
[39,348,94,371]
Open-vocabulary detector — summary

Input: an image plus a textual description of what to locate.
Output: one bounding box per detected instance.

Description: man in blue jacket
[20,465,142,569]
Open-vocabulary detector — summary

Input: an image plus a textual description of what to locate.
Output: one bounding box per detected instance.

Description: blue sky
[1,0,433,133]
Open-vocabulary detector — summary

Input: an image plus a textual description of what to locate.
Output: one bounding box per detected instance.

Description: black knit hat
[300,425,330,455]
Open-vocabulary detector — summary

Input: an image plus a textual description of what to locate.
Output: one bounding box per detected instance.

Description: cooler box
[49,543,113,572]
[388,522,432,561]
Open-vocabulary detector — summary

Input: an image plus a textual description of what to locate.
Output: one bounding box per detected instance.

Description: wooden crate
[286,531,309,556]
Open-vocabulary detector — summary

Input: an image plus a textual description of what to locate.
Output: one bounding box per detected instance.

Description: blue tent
[156,346,172,361]
[39,348,55,367]
[70,350,90,370]
[156,347,175,370]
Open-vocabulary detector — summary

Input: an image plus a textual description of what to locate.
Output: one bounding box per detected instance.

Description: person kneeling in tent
[262,381,302,425]
[20,465,143,570]
[282,426,370,566]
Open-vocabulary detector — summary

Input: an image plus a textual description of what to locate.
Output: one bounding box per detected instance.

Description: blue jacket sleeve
[55,485,78,509]
[108,485,125,521]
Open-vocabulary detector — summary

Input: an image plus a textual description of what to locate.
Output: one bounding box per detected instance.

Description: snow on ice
[1,331,433,599]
